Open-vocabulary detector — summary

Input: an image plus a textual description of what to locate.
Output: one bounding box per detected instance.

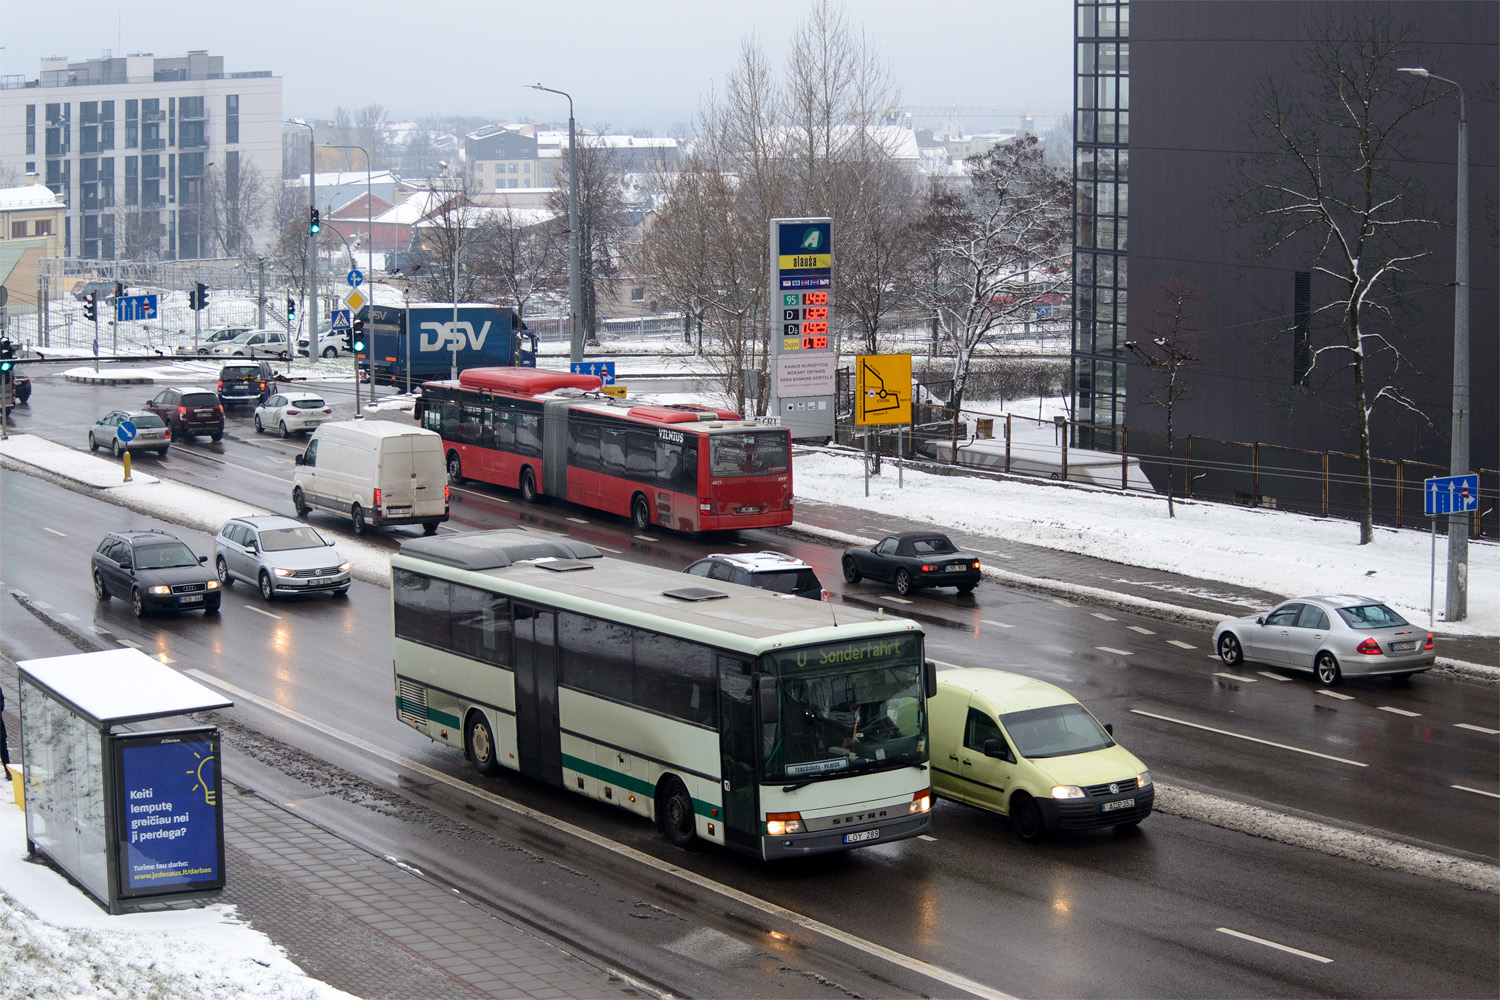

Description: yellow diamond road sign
[344,288,366,312]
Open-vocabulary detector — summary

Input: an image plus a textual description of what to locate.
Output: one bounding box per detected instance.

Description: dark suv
[90,529,222,616]
[683,551,827,600]
[146,386,224,441]
[218,361,278,408]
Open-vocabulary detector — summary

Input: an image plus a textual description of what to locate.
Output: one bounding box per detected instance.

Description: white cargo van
[292,420,449,535]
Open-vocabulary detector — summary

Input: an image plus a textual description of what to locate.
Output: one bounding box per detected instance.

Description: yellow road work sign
[855,354,912,426]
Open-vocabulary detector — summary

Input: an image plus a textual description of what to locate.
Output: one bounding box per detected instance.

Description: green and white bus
[391,529,935,860]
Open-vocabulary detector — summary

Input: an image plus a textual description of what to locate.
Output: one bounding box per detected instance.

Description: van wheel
[351,504,367,535]
[1011,794,1045,843]
[631,494,651,531]
[292,487,309,517]
[657,777,698,849]
[519,467,538,503]
[423,522,439,536]
[465,712,500,776]
[447,452,464,485]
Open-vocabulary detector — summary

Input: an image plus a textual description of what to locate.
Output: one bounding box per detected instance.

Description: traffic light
[309,208,320,235]
[192,281,209,311]
[83,292,97,322]
[113,281,125,302]
[0,337,13,374]
[350,318,365,354]
[187,287,198,310]
[286,297,297,323]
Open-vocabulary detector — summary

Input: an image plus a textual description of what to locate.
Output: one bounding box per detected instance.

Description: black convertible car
[842,531,982,596]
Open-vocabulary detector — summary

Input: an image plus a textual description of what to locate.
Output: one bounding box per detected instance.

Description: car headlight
[337,561,351,572]
[1051,785,1085,799]
[272,567,294,577]
[148,585,172,595]
[206,580,220,590]
[1136,770,1152,788]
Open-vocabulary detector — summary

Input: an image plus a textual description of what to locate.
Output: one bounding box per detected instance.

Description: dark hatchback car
[218,360,279,408]
[842,531,982,596]
[146,386,224,441]
[91,529,222,616]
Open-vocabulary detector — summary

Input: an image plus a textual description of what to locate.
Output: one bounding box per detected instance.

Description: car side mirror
[1104,723,1114,736]
[118,558,131,570]
[198,555,208,564]
[1255,616,1266,625]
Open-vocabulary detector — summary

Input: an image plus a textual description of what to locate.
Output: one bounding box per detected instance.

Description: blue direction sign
[1424,473,1479,516]
[571,361,616,385]
[117,420,138,444]
[330,309,353,331]
[347,269,363,287]
[116,294,159,322]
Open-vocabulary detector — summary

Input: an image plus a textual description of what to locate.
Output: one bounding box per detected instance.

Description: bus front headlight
[766,812,804,836]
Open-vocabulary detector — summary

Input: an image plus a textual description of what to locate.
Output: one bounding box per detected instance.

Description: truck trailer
[362,303,537,387]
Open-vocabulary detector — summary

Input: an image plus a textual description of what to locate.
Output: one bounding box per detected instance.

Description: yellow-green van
[930,668,1152,841]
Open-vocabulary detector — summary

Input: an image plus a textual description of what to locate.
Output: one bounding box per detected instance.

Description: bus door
[716,656,760,850]
[512,603,562,785]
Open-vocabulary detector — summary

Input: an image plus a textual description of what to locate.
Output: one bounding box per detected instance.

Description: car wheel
[351,503,367,535]
[519,467,538,503]
[112,439,123,458]
[93,569,110,601]
[1315,651,1342,686]
[203,600,221,614]
[258,571,276,602]
[631,493,651,531]
[254,414,264,433]
[895,569,914,596]
[423,522,439,536]
[657,776,698,849]
[157,447,169,458]
[956,583,976,594]
[292,487,309,517]
[210,432,222,442]
[279,421,290,439]
[447,452,464,485]
[842,556,862,584]
[1217,633,1244,668]
[1010,794,1045,843]
[215,556,232,586]
[131,587,146,618]
[322,346,338,359]
[332,587,349,597]
[88,432,98,452]
[465,712,500,777]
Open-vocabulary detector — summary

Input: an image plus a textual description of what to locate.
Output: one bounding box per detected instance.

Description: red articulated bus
[415,367,794,532]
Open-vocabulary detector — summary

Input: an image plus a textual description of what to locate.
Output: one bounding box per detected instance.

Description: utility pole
[257,257,266,329]
[527,84,584,364]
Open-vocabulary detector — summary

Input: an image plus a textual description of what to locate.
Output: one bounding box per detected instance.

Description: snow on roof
[288,170,400,188]
[0,183,64,210]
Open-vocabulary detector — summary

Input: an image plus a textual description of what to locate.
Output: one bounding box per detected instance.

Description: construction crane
[884,106,1071,138]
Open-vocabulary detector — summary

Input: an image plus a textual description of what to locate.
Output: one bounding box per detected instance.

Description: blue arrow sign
[330,309,353,331]
[1424,473,1479,516]
[570,361,616,385]
[347,269,364,287]
[117,420,138,444]
[116,294,159,322]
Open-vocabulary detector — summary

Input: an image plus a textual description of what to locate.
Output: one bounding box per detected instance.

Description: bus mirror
[757,676,777,724]
[924,659,937,697]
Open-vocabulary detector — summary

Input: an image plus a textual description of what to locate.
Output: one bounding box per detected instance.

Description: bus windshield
[709,431,791,478]
[760,634,926,781]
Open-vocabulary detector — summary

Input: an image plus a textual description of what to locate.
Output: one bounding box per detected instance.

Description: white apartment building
[0,50,282,261]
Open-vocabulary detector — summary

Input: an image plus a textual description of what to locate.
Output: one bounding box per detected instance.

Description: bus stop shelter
[17,648,233,914]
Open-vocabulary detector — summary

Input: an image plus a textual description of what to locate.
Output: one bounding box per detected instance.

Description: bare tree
[201,158,273,259]
[1127,278,1207,517]
[327,107,357,168]
[1231,9,1442,544]
[354,103,392,171]
[469,203,564,319]
[413,176,483,304]
[548,137,629,342]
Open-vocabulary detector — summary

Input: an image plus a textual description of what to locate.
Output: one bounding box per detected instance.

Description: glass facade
[1072,0,1130,449]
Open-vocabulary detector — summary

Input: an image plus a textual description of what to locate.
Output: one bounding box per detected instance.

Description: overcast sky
[2,0,1074,133]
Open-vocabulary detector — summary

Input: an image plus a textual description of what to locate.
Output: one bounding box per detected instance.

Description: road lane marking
[1317,690,1355,701]
[1214,672,1257,683]
[244,605,281,619]
[1091,612,1116,621]
[981,619,1015,628]
[1456,723,1500,735]
[117,639,141,648]
[1216,927,1332,964]
[31,600,51,609]
[187,671,1018,1000]
[1257,672,1293,682]
[1128,625,1155,635]
[1131,709,1366,766]
[1452,785,1500,800]
[917,835,938,842]
[566,517,590,524]
[1168,639,1196,649]
[91,625,110,634]
[633,534,655,541]
[881,596,913,605]
[1096,646,1133,656]
[43,527,66,537]
[1053,598,1078,607]
[1377,706,1420,717]
[59,612,79,621]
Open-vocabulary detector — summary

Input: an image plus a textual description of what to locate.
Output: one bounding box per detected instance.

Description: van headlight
[1136,770,1152,788]
[1051,785,1085,799]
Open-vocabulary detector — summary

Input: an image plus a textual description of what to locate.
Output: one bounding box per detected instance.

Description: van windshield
[1001,703,1113,759]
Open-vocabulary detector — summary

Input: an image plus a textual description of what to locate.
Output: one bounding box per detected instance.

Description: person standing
[0,684,11,782]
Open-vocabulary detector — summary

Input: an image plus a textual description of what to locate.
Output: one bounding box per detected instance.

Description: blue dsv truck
[363,303,537,386]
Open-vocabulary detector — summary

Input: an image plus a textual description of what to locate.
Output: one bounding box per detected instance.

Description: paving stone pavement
[219,781,654,1000]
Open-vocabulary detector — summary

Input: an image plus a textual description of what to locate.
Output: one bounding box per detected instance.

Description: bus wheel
[658,777,697,849]
[465,712,500,776]
[519,467,538,503]
[447,452,464,485]
[631,494,651,531]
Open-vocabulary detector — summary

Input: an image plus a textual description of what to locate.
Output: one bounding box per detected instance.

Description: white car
[209,329,291,359]
[254,392,333,437]
[296,322,344,358]
[174,326,254,356]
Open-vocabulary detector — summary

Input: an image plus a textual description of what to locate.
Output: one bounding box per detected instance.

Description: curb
[62,374,155,385]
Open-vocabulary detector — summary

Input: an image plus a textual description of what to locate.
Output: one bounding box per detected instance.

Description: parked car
[90,528,221,617]
[88,409,172,458]
[295,321,341,358]
[213,514,351,600]
[208,329,291,359]
[930,668,1152,842]
[1213,595,1435,685]
[218,360,281,408]
[842,531,982,596]
[683,551,827,600]
[71,278,113,302]
[255,392,332,437]
[175,326,255,356]
[145,386,224,442]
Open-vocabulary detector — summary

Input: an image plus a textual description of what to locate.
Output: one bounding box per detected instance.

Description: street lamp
[1399,66,1469,621]
[528,83,584,364]
[323,143,373,410]
[287,119,320,360]
[439,159,462,381]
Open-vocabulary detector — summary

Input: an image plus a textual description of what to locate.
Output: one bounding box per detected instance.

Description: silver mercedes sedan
[1213,596,1434,685]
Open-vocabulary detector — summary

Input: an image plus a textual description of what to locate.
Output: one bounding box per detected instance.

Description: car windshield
[1001,703,1113,759]
[1335,603,1409,630]
[132,413,166,428]
[181,392,219,407]
[258,526,328,551]
[289,397,325,408]
[751,568,821,594]
[134,542,200,569]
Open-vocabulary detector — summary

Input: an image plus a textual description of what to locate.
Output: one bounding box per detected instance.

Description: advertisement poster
[114,730,225,897]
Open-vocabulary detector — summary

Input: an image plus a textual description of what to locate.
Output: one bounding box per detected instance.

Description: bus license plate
[843,829,880,844]
[179,594,203,604]
[737,506,762,514]
[1102,798,1134,813]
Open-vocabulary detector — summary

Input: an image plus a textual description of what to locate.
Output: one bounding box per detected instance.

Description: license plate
[843,829,880,844]
[1390,641,1415,652]
[179,594,203,604]
[737,506,763,514]
[1102,798,1135,813]
[386,506,411,516]
[307,577,333,587]
[946,562,968,572]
